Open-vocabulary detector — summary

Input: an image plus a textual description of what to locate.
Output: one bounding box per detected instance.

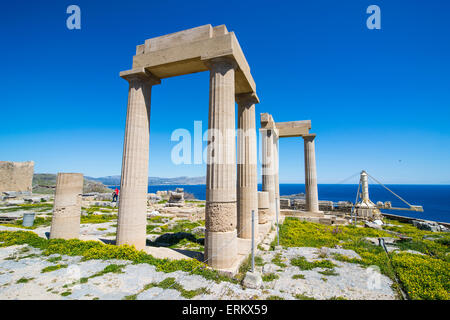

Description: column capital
[120,68,161,85]
[236,92,260,106]
[302,133,316,141]
[204,56,238,72]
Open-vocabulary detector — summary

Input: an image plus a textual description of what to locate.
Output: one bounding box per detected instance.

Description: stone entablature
[260,113,321,214]
[130,24,258,97]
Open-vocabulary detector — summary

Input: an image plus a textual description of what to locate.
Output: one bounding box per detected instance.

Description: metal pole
[251,209,255,273]
[275,197,280,247]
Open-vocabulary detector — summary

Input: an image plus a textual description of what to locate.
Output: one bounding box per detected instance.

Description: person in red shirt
[112,188,119,202]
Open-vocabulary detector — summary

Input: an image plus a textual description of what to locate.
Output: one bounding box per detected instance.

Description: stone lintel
[131,25,256,95]
[236,92,260,105]
[120,67,161,85]
[275,120,311,137]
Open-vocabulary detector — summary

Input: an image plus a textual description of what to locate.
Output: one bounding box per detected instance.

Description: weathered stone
[413,220,440,232]
[204,57,238,269]
[50,173,83,240]
[116,69,160,250]
[236,93,258,240]
[364,221,382,230]
[243,271,262,289]
[0,161,34,193]
[167,191,185,207]
[303,135,320,213]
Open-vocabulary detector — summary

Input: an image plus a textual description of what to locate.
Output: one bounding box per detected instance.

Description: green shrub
[391,252,449,300]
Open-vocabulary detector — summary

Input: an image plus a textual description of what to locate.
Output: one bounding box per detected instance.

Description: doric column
[116,68,160,250]
[50,173,83,240]
[303,134,320,213]
[205,57,238,269]
[273,133,280,215]
[236,93,258,240]
[261,128,276,220]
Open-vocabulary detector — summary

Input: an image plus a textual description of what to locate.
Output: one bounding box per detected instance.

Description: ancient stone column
[273,134,280,215]
[303,134,320,213]
[205,57,238,269]
[116,69,160,250]
[236,93,258,240]
[261,128,276,221]
[257,191,270,224]
[50,173,83,240]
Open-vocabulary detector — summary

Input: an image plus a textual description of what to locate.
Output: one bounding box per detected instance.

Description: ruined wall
[0,161,34,193]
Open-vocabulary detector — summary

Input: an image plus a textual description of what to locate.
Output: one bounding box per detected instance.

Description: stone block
[0,161,34,193]
[242,271,262,289]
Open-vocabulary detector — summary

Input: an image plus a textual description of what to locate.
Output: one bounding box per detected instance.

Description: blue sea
[110,184,450,223]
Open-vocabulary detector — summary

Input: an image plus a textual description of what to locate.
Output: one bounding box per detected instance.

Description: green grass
[123,277,209,300]
[79,264,125,284]
[295,293,315,300]
[0,203,53,213]
[266,295,284,300]
[271,253,287,268]
[80,214,116,224]
[330,296,347,300]
[16,277,34,284]
[262,273,279,282]
[61,291,72,297]
[41,264,68,273]
[47,256,62,263]
[292,274,305,280]
[290,256,336,270]
[255,256,264,266]
[0,217,52,229]
[318,269,339,276]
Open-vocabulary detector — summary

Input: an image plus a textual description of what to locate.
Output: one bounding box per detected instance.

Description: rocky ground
[0,195,399,300]
[0,243,396,300]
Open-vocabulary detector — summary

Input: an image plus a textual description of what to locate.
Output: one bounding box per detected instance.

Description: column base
[237,237,252,255]
[205,229,237,269]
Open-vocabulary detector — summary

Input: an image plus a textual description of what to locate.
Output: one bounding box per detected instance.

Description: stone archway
[116,25,260,271]
[259,113,321,219]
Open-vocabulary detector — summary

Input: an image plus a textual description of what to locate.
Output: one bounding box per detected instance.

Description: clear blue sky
[0,0,449,184]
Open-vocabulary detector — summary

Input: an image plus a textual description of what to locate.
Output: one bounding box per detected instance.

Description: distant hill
[86,175,206,186]
[33,174,112,194]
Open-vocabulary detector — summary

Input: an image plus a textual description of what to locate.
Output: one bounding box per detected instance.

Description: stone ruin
[112,24,321,272]
[167,188,185,207]
[29,25,323,274]
[50,173,84,240]
[0,161,34,194]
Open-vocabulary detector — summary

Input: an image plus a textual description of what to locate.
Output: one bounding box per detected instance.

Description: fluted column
[303,134,320,213]
[236,93,258,240]
[205,57,238,269]
[273,134,280,215]
[116,69,160,250]
[261,128,276,221]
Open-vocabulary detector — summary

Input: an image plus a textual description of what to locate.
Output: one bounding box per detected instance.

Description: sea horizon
[108,183,450,223]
